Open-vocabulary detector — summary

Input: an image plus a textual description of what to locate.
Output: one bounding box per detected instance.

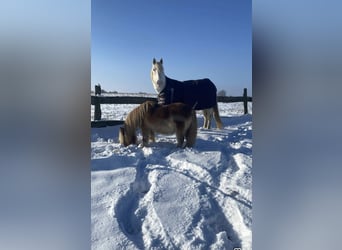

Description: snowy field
[91,99,252,249]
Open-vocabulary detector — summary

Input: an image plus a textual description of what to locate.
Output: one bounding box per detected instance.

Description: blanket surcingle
[158,77,217,110]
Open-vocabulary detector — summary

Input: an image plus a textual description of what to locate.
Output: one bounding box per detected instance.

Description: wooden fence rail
[91,85,252,128]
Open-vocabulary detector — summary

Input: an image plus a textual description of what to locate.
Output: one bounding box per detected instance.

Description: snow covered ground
[91,100,252,249]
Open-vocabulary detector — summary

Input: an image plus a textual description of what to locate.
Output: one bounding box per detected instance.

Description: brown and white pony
[119,101,197,147]
[150,58,223,129]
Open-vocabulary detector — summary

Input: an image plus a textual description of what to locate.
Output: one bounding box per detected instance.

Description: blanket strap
[170,88,174,103]
[192,102,198,110]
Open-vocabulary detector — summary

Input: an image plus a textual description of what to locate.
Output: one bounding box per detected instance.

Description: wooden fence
[91,86,252,128]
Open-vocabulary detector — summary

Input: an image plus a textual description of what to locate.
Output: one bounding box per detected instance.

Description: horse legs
[202,104,222,129]
[202,109,213,129]
[212,103,223,129]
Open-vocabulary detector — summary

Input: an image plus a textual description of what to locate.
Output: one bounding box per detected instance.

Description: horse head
[151,58,166,93]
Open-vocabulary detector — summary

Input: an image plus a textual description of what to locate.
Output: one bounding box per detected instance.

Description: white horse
[151,58,222,129]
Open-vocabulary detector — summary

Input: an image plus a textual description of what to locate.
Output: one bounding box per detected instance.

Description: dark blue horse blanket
[158,77,217,110]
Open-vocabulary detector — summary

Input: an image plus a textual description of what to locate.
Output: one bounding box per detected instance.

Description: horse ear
[160,58,163,64]
[153,58,156,64]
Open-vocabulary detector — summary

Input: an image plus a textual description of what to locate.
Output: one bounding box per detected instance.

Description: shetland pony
[119,101,197,147]
[150,58,223,129]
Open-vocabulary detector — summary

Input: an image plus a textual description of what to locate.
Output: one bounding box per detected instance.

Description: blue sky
[92,0,251,95]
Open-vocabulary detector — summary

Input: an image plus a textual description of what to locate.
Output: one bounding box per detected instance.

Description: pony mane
[124,101,155,132]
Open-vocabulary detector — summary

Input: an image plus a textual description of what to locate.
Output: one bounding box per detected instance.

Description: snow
[91,100,252,249]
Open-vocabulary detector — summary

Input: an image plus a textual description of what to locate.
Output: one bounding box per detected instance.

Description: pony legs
[185,111,197,147]
[175,121,185,147]
[141,126,155,147]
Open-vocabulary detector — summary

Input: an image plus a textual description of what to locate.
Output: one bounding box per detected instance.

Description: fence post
[95,84,101,95]
[94,85,102,120]
[243,88,248,114]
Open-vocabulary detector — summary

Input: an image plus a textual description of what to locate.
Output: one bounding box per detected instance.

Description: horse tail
[213,103,223,129]
[185,110,197,147]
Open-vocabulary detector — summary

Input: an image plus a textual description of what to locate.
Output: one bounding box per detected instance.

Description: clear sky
[92,0,251,96]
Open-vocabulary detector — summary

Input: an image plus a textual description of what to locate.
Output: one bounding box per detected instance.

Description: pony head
[151,58,166,93]
[119,126,137,146]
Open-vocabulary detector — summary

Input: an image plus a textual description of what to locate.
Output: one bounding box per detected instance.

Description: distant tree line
[101,89,118,94]
[91,84,118,94]
[217,90,226,96]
